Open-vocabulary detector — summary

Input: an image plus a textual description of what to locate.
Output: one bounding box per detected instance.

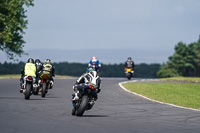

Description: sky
[1,0,200,64]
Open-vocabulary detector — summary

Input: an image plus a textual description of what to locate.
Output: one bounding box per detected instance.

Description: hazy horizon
[0,48,172,64]
[1,0,200,64]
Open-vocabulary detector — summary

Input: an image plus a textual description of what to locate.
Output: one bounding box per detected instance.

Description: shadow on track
[0,97,45,100]
[42,97,61,99]
[81,115,109,118]
[28,99,45,100]
[36,94,61,99]
[0,97,21,100]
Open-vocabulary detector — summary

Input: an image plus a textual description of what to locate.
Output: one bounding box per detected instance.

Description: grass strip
[0,74,21,78]
[0,74,71,79]
[161,77,200,83]
[122,82,200,110]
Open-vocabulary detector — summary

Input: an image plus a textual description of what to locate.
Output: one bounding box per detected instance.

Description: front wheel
[25,83,32,100]
[126,73,132,80]
[41,83,46,97]
[76,95,89,116]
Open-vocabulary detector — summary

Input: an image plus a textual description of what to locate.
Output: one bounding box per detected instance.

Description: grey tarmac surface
[0,78,200,133]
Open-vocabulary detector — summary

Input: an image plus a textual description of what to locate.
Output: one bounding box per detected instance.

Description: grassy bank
[0,74,21,79]
[0,74,70,79]
[161,77,200,83]
[122,77,200,110]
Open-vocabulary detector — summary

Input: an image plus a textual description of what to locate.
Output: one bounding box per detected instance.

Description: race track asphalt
[0,78,200,133]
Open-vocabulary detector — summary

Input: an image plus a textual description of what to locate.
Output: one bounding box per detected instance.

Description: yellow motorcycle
[125,68,134,80]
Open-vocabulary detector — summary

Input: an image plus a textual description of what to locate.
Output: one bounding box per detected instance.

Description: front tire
[41,83,46,97]
[76,95,89,116]
[126,73,132,80]
[25,83,32,100]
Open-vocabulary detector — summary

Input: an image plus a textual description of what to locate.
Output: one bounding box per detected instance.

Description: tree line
[1,35,200,78]
[157,37,200,78]
[1,37,199,78]
[0,61,161,78]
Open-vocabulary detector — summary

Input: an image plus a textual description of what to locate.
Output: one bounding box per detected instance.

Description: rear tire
[25,83,31,100]
[41,83,46,97]
[76,95,89,116]
[33,87,38,95]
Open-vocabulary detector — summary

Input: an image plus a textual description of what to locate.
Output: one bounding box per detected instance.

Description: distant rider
[88,56,101,73]
[42,59,55,89]
[35,59,43,85]
[71,70,101,106]
[125,57,135,71]
[20,58,36,93]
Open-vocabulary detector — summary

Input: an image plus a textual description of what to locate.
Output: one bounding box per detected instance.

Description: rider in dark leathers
[125,57,135,70]
[35,59,43,85]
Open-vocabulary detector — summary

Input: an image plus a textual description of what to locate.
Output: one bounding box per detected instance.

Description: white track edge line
[118,80,200,112]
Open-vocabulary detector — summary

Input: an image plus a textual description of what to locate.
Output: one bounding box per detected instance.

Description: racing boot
[20,78,24,93]
[72,91,79,101]
[49,80,54,89]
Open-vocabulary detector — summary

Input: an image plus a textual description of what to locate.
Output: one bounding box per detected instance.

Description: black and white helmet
[35,59,41,63]
[127,57,132,60]
[45,59,51,64]
[35,59,42,67]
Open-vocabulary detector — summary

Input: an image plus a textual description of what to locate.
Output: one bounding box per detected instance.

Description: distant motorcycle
[40,73,50,97]
[89,62,100,73]
[72,83,98,116]
[22,75,36,99]
[125,68,134,80]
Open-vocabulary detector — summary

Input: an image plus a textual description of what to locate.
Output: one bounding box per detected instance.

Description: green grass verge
[0,74,71,79]
[161,77,200,83]
[122,82,200,110]
[0,74,21,78]
[55,75,71,78]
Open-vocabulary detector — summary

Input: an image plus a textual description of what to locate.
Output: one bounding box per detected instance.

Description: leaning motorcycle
[40,73,50,97]
[22,75,36,100]
[72,83,98,116]
[125,67,134,80]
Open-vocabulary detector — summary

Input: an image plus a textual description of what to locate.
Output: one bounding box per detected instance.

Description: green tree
[158,37,200,78]
[185,42,199,76]
[157,63,179,78]
[0,0,34,60]
[194,38,200,76]
[169,42,188,76]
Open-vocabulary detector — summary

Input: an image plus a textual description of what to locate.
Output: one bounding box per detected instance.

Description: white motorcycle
[22,75,37,99]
